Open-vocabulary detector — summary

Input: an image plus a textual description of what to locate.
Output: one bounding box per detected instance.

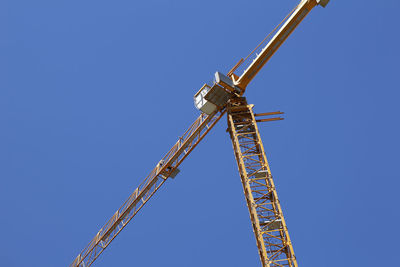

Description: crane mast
[71,1,329,266]
[227,98,296,267]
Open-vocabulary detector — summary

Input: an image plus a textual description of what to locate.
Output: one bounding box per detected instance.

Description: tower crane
[71,1,330,266]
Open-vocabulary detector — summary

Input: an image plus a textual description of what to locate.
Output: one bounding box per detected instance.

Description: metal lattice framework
[71,109,226,267]
[70,1,330,265]
[227,97,297,267]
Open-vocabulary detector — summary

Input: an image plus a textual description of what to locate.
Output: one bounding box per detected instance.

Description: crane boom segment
[227,97,297,267]
[234,0,322,91]
[71,0,330,265]
[71,109,226,267]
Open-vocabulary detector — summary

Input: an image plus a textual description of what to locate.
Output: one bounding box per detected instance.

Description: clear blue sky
[1,0,399,266]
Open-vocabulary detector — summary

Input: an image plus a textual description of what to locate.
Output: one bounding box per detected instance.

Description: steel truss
[71,109,226,267]
[227,97,297,267]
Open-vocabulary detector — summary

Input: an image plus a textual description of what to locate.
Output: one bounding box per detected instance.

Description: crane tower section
[71,0,330,266]
[227,98,296,267]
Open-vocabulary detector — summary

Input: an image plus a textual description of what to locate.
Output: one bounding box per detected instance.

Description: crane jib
[71,0,330,266]
[235,0,323,90]
[244,7,310,85]
[71,110,225,267]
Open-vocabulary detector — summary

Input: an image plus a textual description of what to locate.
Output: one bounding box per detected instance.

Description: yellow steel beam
[70,109,226,267]
[234,0,320,92]
[227,97,297,267]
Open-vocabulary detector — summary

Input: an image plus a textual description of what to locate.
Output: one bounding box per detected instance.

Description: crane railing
[70,0,330,265]
[232,0,325,91]
[71,108,226,267]
[228,1,300,79]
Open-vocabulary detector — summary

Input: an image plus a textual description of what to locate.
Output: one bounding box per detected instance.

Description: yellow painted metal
[70,109,226,267]
[234,0,319,92]
[71,0,329,265]
[227,97,297,267]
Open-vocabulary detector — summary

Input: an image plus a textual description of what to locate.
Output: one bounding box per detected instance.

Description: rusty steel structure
[71,1,330,266]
